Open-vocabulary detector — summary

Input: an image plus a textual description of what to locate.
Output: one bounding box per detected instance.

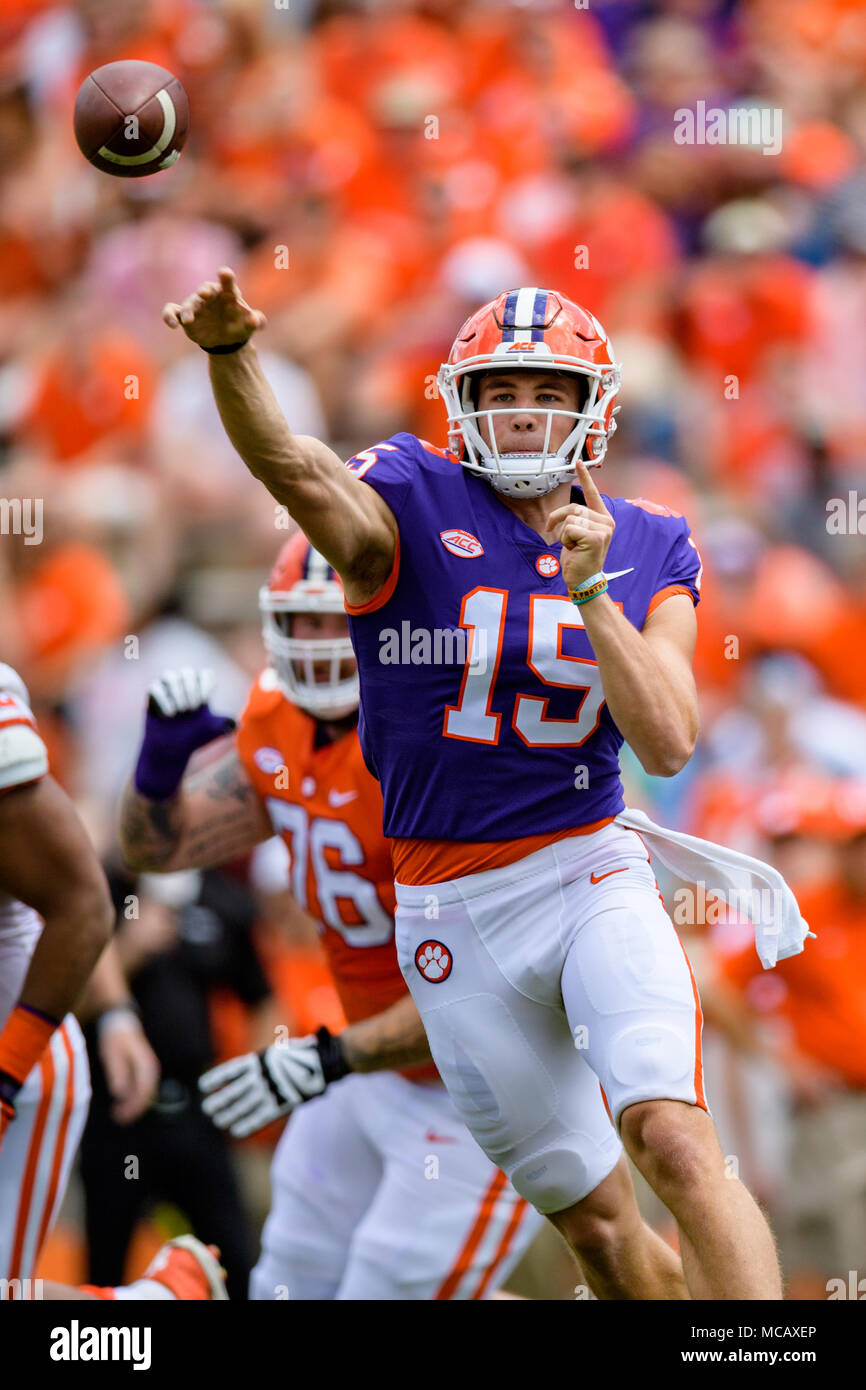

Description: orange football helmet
[260,532,358,718]
[754,772,866,842]
[437,287,621,497]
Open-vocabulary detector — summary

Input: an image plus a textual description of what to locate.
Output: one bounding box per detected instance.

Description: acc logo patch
[415,940,452,982]
[254,746,284,775]
[535,553,560,577]
[440,529,484,559]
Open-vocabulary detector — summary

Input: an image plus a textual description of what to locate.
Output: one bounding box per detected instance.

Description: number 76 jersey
[235,671,404,1028]
[345,433,702,846]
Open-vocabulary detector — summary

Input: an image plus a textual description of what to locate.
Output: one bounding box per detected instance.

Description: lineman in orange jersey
[119,535,545,1299]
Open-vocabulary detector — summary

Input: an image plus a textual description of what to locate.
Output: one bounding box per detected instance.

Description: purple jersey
[346,433,701,842]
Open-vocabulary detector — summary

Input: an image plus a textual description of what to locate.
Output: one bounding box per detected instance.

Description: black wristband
[201,340,249,355]
[315,1026,352,1083]
[0,1068,22,1106]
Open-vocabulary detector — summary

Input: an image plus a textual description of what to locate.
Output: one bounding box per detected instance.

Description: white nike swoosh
[328,790,358,807]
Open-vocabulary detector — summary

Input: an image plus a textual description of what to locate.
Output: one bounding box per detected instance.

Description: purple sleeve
[651,515,703,610]
[345,433,420,530]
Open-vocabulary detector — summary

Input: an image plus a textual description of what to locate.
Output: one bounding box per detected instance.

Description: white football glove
[147,668,217,718]
[198,1028,349,1137]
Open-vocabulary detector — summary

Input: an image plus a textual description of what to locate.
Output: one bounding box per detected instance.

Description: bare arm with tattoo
[119,742,272,873]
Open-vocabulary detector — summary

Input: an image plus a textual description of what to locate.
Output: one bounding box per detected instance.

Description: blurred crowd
[1,0,866,1297]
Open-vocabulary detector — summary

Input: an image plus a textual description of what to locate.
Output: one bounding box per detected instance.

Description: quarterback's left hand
[546,461,615,590]
[198,1027,350,1137]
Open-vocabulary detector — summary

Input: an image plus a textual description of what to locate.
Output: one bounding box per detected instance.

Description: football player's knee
[550,1164,640,1253]
[558,1203,636,1259]
[621,1104,717,1194]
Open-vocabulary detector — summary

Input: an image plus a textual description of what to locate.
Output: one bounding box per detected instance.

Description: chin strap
[485,469,575,498]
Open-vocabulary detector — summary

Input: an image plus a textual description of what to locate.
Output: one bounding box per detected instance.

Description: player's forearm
[119,784,239,872]
[118,782,186,871]
[77,938,135,1024]
[207,344,313,501]
[17,889,114,1022]
[579,596,698,776]
[339,995,432,1074]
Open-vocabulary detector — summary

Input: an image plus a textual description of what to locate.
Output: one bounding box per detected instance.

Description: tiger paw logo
[535,552,560,577]
[415,940,452,982]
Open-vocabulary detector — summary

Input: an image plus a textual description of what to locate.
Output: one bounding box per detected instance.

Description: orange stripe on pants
[435,1168,508,1300]
[676,937,707,1111]
[8,1045,55,1283]
[35,1025,76,1258]
[470,1197,529,1300]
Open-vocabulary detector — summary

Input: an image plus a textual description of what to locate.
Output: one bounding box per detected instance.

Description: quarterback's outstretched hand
[134,669,236,802]
[199,1028,350,1137]
[162,267,266,351]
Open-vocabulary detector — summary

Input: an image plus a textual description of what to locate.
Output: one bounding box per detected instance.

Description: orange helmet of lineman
[437,287,621,498]
[754,772,866,842]
[260,532,358,719]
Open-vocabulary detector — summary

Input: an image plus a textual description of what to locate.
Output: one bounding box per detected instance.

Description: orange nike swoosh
[590,866,629,884]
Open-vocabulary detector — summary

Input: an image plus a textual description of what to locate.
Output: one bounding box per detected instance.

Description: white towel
[615,807,815,970]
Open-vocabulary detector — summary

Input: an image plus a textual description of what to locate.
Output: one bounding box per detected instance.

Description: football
[73,59,189,178]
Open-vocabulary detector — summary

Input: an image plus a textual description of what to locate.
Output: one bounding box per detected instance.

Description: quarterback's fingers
[546,518,610,547]
[559,522,601,551]
[546,502,611,528]
[216,268,266,329]
[217,266,241,299]
[162,302,182,328]
[575,460,608,514]
[546,509,611,538]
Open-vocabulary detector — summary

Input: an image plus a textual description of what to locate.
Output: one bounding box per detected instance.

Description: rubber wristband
[569,571,609,605]
[569,570,605,593]
[572,586,606,608]
[201,340,249,354]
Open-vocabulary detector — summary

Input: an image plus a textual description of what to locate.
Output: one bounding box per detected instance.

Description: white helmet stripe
[304,548,331,584]
[510,286,542,342]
